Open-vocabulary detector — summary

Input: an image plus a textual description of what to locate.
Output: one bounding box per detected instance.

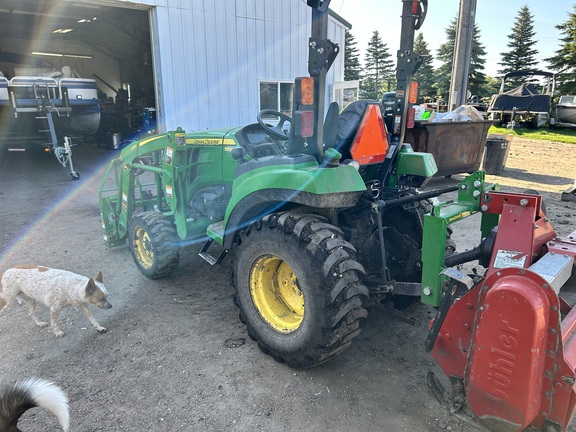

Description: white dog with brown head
[0,264,112,337]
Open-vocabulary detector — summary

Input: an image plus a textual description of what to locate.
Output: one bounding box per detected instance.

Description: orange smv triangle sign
[350,104,390,165]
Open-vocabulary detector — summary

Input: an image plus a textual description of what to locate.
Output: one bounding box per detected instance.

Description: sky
[329,0,575,78]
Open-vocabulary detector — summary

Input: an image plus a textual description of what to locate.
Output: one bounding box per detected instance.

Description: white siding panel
[192,6,210,129]
[253,0,265,20]
[327,15,347,104]
[180,7,196,129]
[236,0,249,116]
[235,0,246,17]
[254,11,265,79]
[111,0,344,132]
[165,0,181,9]
[203,2,219,127]
[202,0,216,14]
[168,7,187,128]
[224,4,237,125]
[264,9,274,78]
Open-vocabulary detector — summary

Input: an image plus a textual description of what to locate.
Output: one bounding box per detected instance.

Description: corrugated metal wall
[106,0,347,133]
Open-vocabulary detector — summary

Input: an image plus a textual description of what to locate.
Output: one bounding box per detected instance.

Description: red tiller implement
[423,184,576,431]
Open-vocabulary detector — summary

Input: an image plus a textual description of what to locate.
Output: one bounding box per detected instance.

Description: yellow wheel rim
[250,255,304,333]
[133,227,154,270]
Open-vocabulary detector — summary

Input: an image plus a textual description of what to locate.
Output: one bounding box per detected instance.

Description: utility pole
[448,0,477,111]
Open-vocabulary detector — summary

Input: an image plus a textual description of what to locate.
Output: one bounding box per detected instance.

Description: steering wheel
[257,109,292,140]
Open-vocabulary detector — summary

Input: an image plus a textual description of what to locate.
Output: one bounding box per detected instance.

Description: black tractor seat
[331,99,388,160]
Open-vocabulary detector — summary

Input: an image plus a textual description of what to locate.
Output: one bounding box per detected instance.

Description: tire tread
[233,211,369,368]
[128,211,180,279]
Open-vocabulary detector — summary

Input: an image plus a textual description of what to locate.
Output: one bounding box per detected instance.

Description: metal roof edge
[329,9,352,29]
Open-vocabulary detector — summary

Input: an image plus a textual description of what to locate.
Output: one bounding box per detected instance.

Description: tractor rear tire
[128,211,180,279]
[233,211,369,368]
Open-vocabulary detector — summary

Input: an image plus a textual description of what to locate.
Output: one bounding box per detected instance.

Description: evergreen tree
[433,20,456,102]
[413,32,435,103]
[469,25,488,97]
[498,5,539,88]
[546,4,576,95]
[361,31,394,99]
[434,17,488,100]
[344,30,361,81]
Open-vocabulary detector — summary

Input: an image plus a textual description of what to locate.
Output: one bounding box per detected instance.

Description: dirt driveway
[0,137,575,431]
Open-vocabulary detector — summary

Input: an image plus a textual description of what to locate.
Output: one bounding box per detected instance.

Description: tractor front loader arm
[98,129,186,247]
[423,177,576,431]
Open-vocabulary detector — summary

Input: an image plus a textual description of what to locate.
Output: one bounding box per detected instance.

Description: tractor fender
[395,151,437,178]
[221,188,363,250]
[221,164,366,249]
[467,269,552,431]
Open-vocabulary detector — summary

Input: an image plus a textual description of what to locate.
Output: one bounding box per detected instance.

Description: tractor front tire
[128,211,180,279]
[233,212,369,368]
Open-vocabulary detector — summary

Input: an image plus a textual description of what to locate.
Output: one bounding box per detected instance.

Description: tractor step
[206,221,224,243]
[199,237,227,266]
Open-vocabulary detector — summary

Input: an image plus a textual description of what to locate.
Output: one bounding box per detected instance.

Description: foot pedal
[199,238,227,265]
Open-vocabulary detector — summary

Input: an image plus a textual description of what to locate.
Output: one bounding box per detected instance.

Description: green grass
[489,125,576,144]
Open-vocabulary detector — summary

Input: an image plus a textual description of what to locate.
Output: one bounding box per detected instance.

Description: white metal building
[0,0,351,136]
[137,0,350,132]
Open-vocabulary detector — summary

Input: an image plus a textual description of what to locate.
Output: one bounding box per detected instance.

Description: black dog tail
[0,377,69,431]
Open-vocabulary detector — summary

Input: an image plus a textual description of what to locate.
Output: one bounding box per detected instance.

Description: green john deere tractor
[99,2,576,429]
[98,0,449,368]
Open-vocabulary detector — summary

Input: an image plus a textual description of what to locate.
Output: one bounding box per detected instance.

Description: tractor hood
[185,127,241,142]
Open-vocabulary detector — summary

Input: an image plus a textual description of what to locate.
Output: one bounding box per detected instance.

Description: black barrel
[484,135,510,175]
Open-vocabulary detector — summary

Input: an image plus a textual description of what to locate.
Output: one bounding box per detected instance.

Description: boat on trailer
[0,67,101,180]
[487,69,555,128]
[556,95,576,125]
